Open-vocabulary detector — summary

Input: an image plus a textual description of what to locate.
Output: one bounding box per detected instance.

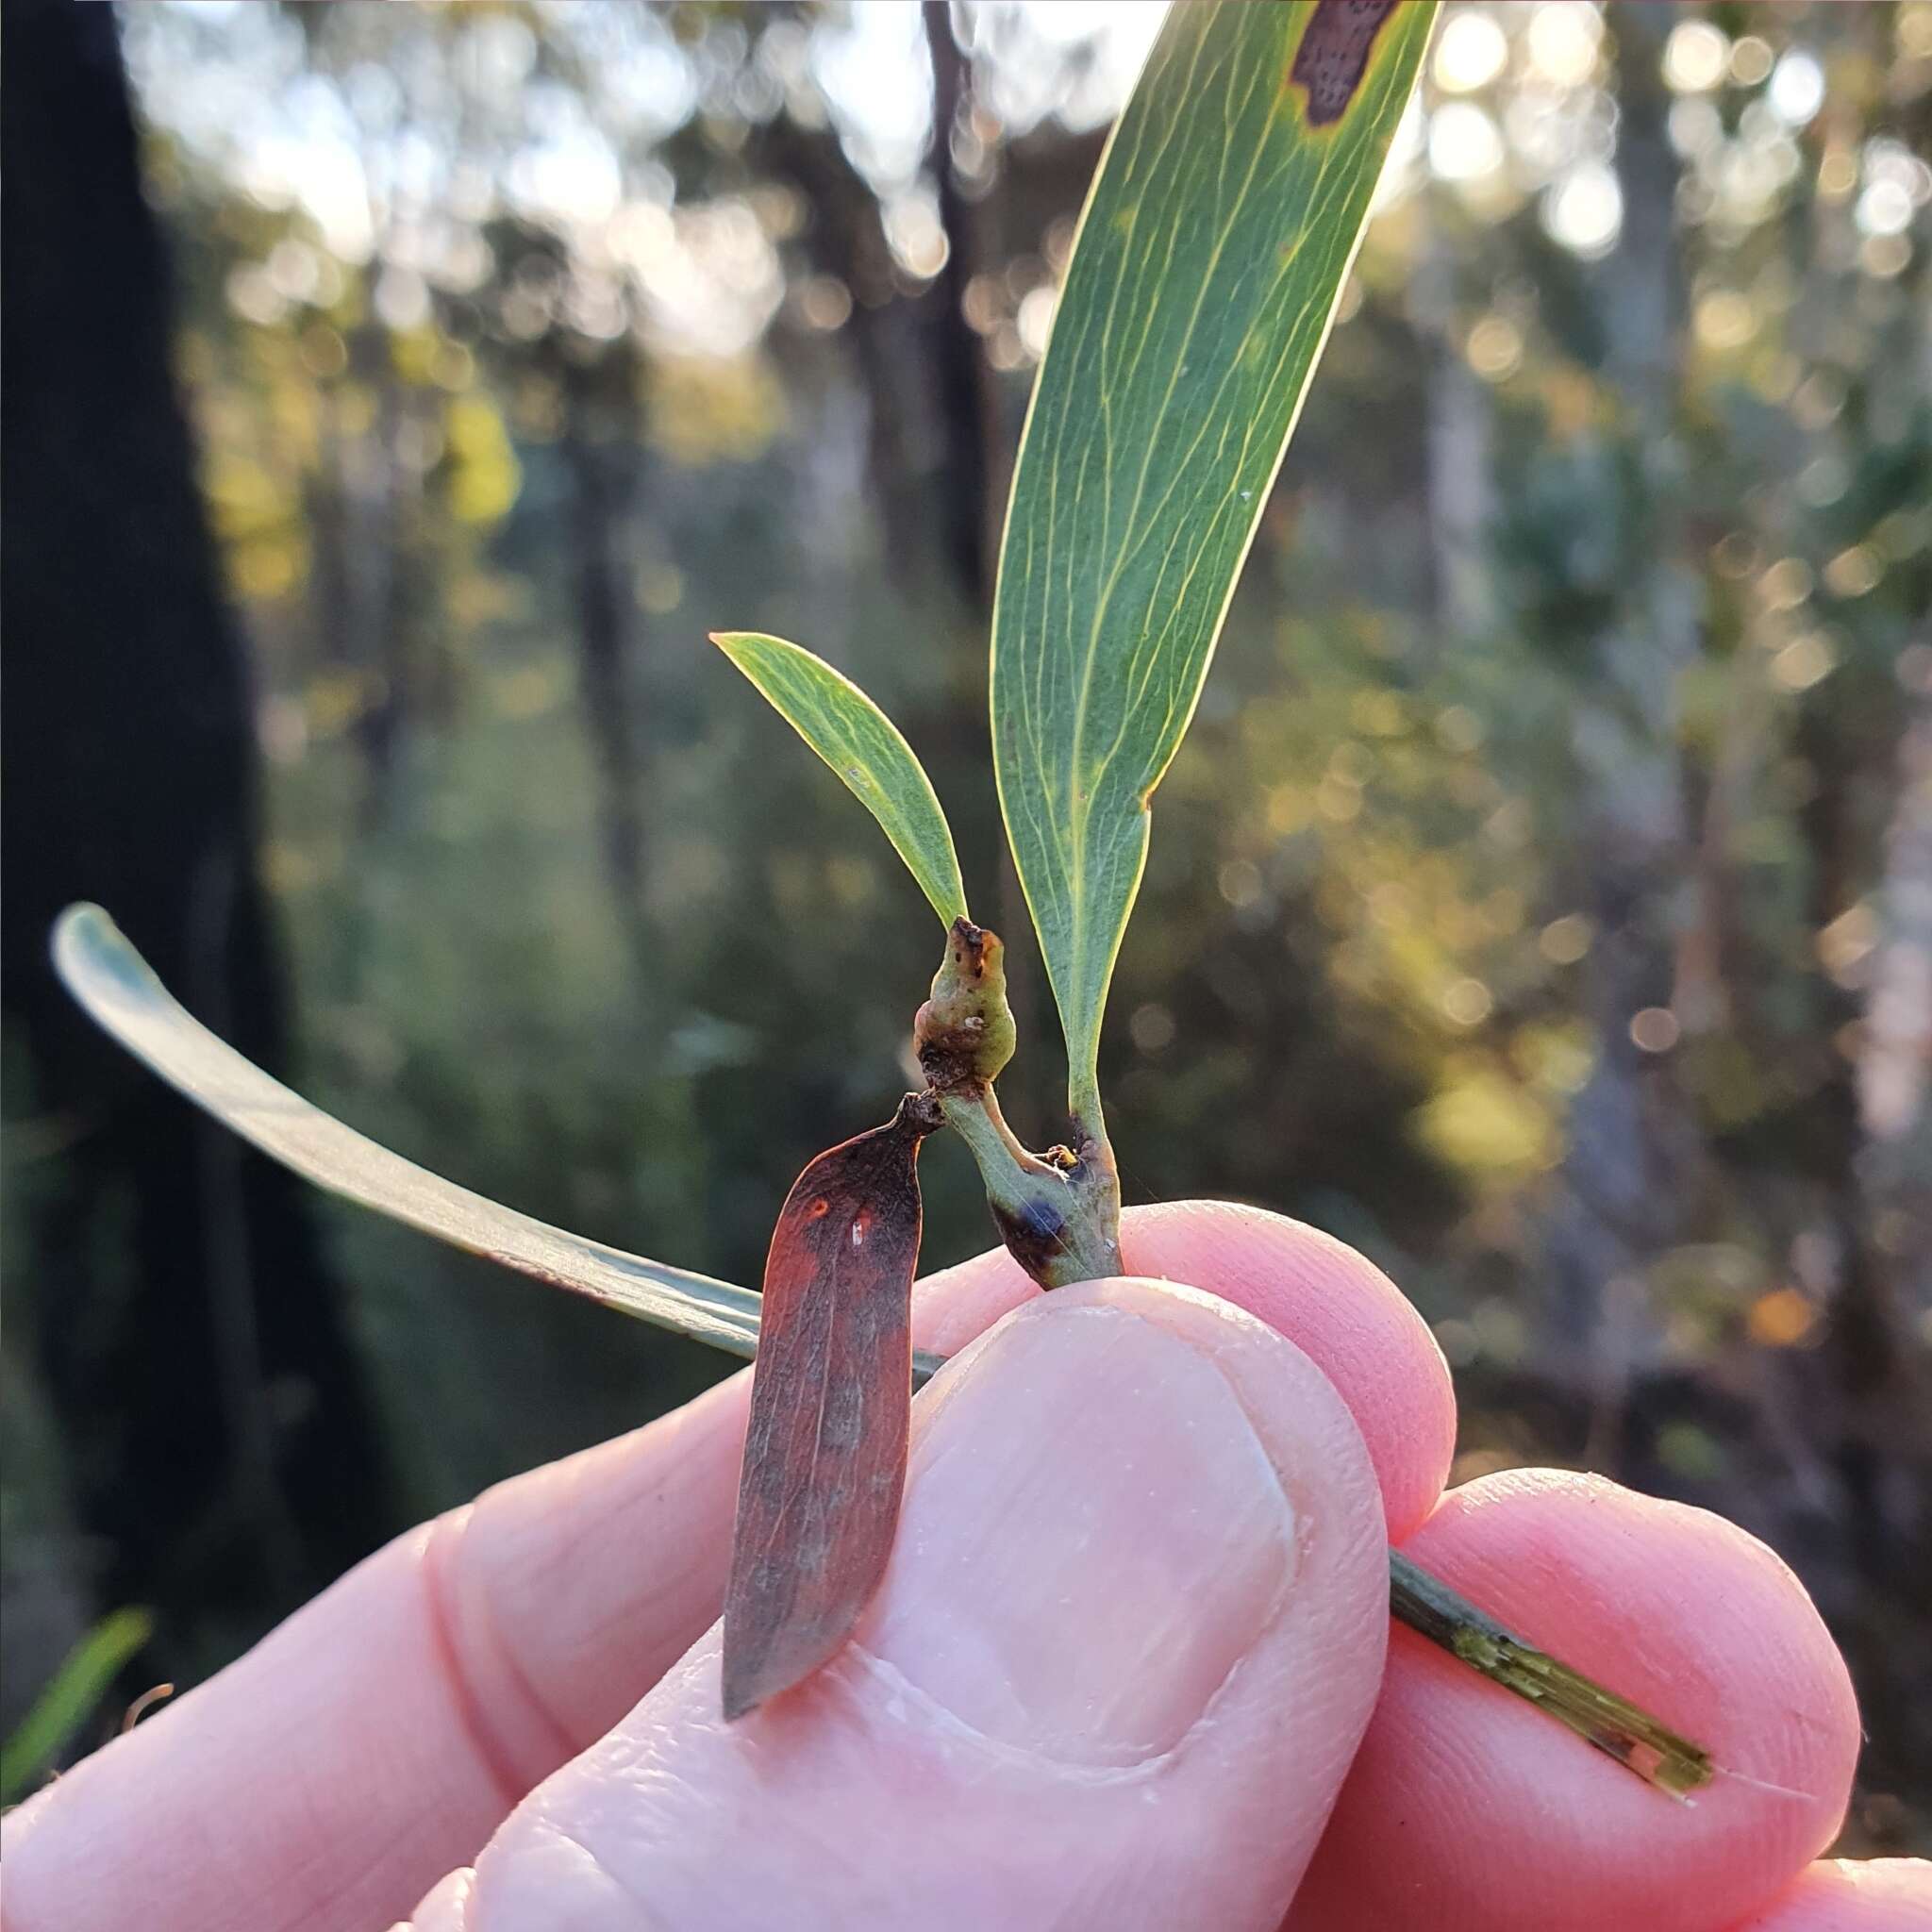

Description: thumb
[408,1278,1389,1932]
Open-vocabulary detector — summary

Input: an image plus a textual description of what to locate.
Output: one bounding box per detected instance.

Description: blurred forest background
[4,0,1929,1846]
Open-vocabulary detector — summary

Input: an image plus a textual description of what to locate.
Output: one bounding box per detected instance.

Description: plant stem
[940,1090,1122,1287]
[915,918,1121,1286]
[1388,1552,1711,1797]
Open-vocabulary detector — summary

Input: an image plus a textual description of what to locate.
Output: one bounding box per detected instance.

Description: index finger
[0,1202,1454,1932]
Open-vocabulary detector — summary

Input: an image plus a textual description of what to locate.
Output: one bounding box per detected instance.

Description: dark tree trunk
[1789,702,1932,1805]
[1,0,392,1676]
[563,351,651,956]
[920,0,1003,610]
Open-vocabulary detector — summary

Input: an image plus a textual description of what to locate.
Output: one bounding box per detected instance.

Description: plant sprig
[47,0,1715,1799]
[53,903,1712,1791]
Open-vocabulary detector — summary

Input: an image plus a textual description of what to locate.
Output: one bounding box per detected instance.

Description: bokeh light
[1435,10,1509,94]
[1542,159,1623,255]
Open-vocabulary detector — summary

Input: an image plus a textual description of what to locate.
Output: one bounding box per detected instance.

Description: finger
[1287,1469,1862,1932]
[1724,1859,1932,1930]
[0,1201,1448,1932]
[429,1278,1391,1932]
[390,1868,475,1932]
[0,1369,764,1932]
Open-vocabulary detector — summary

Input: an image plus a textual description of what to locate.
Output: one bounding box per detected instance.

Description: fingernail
[858,1299,1297,1766]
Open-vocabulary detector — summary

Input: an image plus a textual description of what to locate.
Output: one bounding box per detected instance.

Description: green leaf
[712,632,968,926]
[1,1608,152,1803]
[991,0,1436,1121]
[49,905,769,1362]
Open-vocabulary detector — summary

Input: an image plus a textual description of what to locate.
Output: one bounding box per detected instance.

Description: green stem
[941,1089,1122,1288]
[1388,1552,1711,1797]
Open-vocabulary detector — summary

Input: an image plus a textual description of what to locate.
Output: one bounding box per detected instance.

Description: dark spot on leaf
[1291,0,1397,126]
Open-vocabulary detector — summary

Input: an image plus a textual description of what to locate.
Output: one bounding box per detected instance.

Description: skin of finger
[443,1279,1391,1932]
[0,1524,512,1932]
[0,1202,1442,1932]
[391,1868,476,1932]
[1723,1859,1932,1930]
[1286,1469,1862,1932]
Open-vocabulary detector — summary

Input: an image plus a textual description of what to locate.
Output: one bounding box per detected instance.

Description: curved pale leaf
[52,904,767,1361]
[713,631,968,926]
[991,0,1436,1118]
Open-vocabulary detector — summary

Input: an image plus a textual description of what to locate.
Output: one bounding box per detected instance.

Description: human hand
[3,1204,1924,1931]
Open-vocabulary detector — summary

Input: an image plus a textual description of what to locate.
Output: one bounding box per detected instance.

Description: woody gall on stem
[915,918,1122,1291]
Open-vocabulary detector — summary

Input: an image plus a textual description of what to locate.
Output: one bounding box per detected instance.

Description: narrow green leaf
[712,632,968,926]
[50,906,768,1361]
[1,1607,152,1803]
[991,0,1436,1119]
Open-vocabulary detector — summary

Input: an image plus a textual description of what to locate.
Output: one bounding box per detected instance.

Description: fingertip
[1410,1469,1860,1826]
[866,1277,1391,1770]
[914,1201,1455,1540]
[909,1237,1039,1355]
[1115,1200,1456,1539]
[1726,1859,1932,1930]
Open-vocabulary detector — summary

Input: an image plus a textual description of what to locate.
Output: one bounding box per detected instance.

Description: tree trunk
[1538,5,1704,1430]
[1827,700,1932,1797]
[1,0,392,1683]
[563,350,652,971]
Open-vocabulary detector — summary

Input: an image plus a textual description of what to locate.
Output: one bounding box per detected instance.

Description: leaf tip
[51,899,109,960]
[51,902,148,1011]
[719,1657,764,1724]
[717,1629,831,1723]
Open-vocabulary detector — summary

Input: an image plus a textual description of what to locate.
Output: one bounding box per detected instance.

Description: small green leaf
[1,1607,152,1803]
[712,632,967,927]
[991,0,1436,1120]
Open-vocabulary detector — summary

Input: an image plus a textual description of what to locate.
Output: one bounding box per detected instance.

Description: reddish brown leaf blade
[722,1093,940,1721]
